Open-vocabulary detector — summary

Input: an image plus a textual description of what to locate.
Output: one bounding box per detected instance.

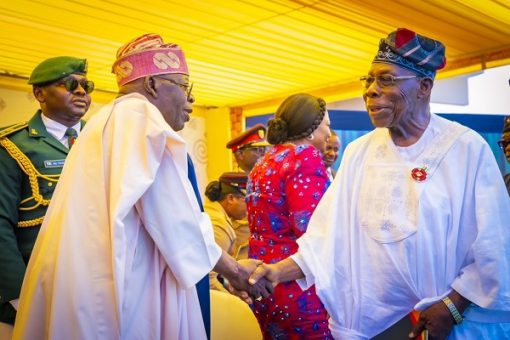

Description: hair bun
[205,181,221,201]
[267,118,288,144]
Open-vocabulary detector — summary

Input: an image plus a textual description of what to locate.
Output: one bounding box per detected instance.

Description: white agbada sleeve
[448,141,510,310]
[104,96,221,290]
[292,136,372,339]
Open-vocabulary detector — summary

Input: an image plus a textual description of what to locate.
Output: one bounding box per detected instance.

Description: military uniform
[231,219,250,259]
[226,124,270,258]
[0,110,84,324]
[205,200,236,292]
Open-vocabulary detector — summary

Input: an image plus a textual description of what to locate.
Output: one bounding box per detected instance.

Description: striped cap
[373,28,446,78]
[112,33,188,86]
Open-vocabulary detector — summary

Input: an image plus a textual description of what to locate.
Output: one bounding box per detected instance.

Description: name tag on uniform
[44,159,65,168]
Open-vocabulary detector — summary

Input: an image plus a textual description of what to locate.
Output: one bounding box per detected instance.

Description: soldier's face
[235,146,266,172]
[35,74,91,126]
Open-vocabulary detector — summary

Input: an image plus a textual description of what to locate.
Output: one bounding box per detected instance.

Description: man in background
[226,123,269,173]
[322,129,341,182]
[0,56,92,338]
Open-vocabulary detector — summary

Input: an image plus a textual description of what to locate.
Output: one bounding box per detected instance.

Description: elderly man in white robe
[249,28,510,339]
[13,34,271,340]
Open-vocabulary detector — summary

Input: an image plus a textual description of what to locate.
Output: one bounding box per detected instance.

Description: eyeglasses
[498,139,510,150]
[155,76,193,101]
[57,78,95,94]
[360,74,417,88]
[239,146,266,154]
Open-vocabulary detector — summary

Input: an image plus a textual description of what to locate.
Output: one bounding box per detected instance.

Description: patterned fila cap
[373,28,446,79]
[112,33,188,86]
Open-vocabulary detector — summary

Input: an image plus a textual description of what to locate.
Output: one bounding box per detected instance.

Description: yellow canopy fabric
[0,0,509,108]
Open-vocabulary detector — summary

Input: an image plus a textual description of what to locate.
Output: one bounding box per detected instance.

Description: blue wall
[246,111,509,175]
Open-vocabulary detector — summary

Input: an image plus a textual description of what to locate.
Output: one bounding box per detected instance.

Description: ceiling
[0,0,509,110]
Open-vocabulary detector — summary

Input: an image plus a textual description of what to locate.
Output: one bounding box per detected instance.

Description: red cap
[226,123,269,152]
[219,172,248,194]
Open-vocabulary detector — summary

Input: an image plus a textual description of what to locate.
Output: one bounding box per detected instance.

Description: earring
[307,134,314,140]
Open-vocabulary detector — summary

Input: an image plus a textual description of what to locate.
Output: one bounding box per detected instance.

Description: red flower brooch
[411,167,428,182]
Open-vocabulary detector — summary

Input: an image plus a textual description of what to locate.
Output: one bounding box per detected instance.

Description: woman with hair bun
[247,93,333,339]
[205,172,248,292]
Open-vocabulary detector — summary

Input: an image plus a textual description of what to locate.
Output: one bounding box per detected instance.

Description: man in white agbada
[249,28,510,339]
[13,34,272,340]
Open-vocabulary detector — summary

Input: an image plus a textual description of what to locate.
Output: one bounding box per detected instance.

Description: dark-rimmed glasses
[57,78,95,94]
[360,74,417,88]
[498,139,510,150]
[238,146,266,154]
[155,76,193,101]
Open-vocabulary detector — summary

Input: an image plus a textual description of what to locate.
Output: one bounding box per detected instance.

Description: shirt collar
[40,114,81,142]
[326,167,334,181]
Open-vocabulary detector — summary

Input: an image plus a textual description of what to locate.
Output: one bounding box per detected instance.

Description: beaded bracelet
[442,296,463,325]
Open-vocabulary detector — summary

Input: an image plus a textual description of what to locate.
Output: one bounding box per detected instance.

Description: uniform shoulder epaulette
[0,122,28,138]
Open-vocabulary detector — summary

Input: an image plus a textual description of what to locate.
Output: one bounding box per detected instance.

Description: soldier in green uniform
[0,56,93,336]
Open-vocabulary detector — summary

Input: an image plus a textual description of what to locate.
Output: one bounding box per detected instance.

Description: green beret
[28,56,88,85]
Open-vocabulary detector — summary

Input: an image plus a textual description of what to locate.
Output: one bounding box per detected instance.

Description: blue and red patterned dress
[247,143,333,339]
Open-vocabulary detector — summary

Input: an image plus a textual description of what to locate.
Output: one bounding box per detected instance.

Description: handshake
[222,259,279,304]
[214,251,301,303]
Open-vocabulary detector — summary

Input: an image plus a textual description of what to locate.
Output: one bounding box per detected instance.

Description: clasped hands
[226,259,278,304]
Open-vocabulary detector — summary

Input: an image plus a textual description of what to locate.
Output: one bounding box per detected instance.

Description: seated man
[204,172,248,291]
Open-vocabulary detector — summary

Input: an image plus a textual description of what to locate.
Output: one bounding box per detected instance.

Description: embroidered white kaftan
[292,114,510,339]
[13,93,222,340]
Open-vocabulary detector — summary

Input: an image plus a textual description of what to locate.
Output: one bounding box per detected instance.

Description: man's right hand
[249,262,279,286]
[224,259,274,304]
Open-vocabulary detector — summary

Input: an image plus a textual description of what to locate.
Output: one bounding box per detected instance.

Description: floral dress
[247,143,333,339]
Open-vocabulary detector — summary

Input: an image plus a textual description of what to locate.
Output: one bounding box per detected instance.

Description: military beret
[226,123,270,152]
[219,172,248,194]
[373,28,446,79]
[28,56,88,85]
[503,116,510,135]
